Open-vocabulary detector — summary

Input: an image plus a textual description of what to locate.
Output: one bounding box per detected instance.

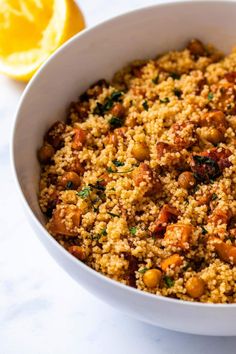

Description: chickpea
[178,171,196,189]
[72,127,86,150]
[143,269,162,288]
[199,127,224,144]
[132,142,150,161]
[201,111,227,129]
[110,103,125,117]
[59,171,80,189]
[186,276,205,298]
[38,143,55,164]
[68,245,86,260]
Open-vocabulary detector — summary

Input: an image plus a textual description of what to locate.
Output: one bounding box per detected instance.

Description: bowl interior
[11,0,236,335]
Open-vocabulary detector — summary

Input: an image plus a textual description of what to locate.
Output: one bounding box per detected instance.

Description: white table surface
[1,1,236,353]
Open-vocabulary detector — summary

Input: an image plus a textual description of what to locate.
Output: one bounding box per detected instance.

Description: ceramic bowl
[12,0,236,336]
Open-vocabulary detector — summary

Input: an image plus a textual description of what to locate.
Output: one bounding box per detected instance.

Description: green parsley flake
[201,226,208,235]
[138,267,148,274]
[170,72,181,80]
[211,193,218,201]
[152,75,159,84]
[164,276,174,288]
[108,116,123,129]
[94,91,123,116]
[173,88,182,98]
[208,92,214,100]
[101,228,107,236]
[130,227,137,235]
[112,159,125,167]
[160,97,170,104]
[107,211,120,218]
[88,182,105,191]
[142,100,149,111]
[107,166,134,174]
[77,186,91,199]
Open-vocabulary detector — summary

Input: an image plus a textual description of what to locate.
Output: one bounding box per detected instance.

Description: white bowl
[12,0,236,336]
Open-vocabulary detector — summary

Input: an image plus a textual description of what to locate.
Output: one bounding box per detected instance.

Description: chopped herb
[108,116,123,129]
[104,91,123,111]
[193,155,215,165]
[107,166,115,173]
[101,228,107,236]
[111,91,123,101]
[107,211,120,218]
[170,72,181,80]
[152,75,159,84]
[160,97,170,103]
[210,179,215,184]
[93,102,104,115]
[107,167,134,174]
[130,227,137,235]
[142,100,149,111]
[138,267,148,274]
[99,193,106,200]
[173,88,182,98]
[164,276,174,288]
[112,159,125,167]
[66,181,74,189]
[184,198,189,205]
[97,178,104,183]
[183,263,190,271]
[211,193,218,201]
[88,183,105,191]
[208,92,214,100]
[201,226,208,235]
[103,99,114,112]
[92,234,101,241]
[93,91,123,116]
[77,186,91,198]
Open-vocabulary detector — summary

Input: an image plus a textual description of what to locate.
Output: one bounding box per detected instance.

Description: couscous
[38,39,236,303]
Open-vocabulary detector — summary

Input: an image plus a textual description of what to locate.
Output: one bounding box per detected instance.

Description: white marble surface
[1,1,236,353]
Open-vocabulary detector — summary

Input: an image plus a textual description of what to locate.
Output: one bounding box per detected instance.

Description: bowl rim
[11,0,236,309]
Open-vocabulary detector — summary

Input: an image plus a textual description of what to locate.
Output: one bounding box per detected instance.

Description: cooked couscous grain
[38,39,236,303]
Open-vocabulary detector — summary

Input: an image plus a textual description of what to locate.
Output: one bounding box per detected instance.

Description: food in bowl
[38,39,236,303]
